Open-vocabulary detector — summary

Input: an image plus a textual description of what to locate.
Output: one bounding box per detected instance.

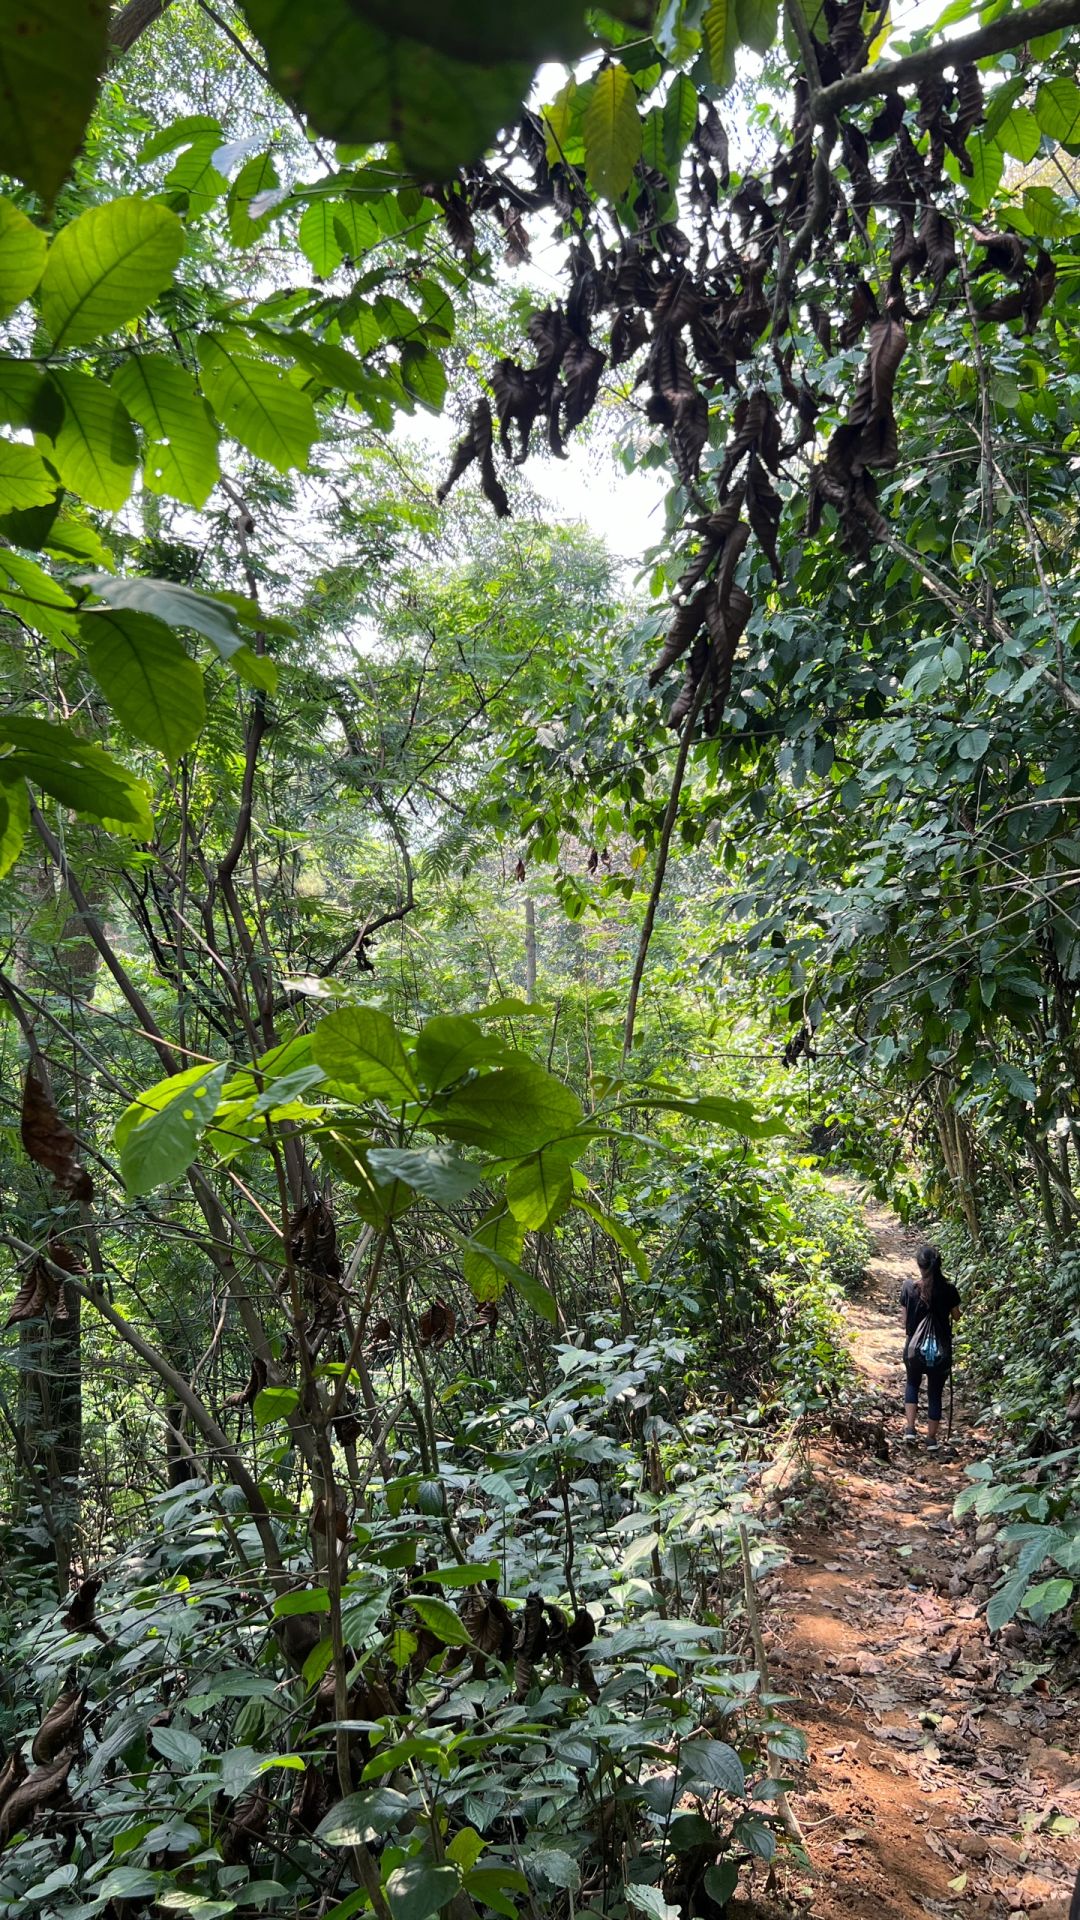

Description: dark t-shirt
[901,1277,960,1358]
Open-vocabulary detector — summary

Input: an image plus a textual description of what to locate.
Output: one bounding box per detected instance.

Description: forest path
[760,1200,1080,1920]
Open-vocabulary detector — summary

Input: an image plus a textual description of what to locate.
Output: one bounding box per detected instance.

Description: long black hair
[916,1243,944,1309]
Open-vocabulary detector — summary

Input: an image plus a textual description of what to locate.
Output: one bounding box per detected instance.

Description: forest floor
[752,1199,1080,1920]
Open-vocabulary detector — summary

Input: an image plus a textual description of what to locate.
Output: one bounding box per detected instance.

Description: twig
[738,1522,807,1850]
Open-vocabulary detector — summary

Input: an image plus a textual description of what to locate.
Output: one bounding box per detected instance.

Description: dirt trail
[762,1200,1080,1920]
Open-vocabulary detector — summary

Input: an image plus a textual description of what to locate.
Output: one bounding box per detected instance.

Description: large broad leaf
[316,1788,412,1847]
[662,73,698,172]
[735,0,778,54]
[1035,74,1080,145]
[401,344,447,413]
[0,197,47,317]
[0,777,28,877]
[462,1208,526,1296]
[633,1088,786,1139]
[40,198,184,350]
[0,0,110,204]
[227,150,285,247]
[112,356,220,509]
[312,1005,419,1102]
[80,608,206,761]
[241,0,532,177]
[415,1015,505,1093]
[0,442,59,513]
[78,576,275,690]
[366,1144,485,1206]
[574,1197,648,1279]
[506,1146,575,1229]
[199,335,317,473]
[119,1063,228,1196]
[702,0,737,87]
[452,1226,557,1322]
[166,129,229,216]
[351,0,595,62]
[0,714,152,835]
[46,369,137,512]
[583,63,642,200]
[385,1861,460,1920]
[435,1057,583,1157]
[0,551,77,649]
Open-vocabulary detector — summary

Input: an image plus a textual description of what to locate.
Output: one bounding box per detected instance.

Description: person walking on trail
[901,1244,960,1454]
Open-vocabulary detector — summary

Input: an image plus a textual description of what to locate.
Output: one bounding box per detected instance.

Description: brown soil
[757,1199,1080,1920]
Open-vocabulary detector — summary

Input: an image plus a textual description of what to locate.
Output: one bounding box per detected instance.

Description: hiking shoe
[902,1432,918,1445]
[926,1440,941,1454]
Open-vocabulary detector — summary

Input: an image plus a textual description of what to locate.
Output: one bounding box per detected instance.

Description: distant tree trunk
[934,1100,983,1246]
[13,874,102,1590]
[524,897,537,1003]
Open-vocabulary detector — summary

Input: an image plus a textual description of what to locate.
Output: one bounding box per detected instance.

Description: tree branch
[110,0,174,54]
[813,0,1080,117]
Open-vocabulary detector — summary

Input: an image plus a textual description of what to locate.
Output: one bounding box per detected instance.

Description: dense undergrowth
[0,1120,859,1919]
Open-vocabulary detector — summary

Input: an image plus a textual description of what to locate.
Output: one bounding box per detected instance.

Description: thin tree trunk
[524,897,537,1003]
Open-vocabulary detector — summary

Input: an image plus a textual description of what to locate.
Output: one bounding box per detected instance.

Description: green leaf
[385,1861,460,1920]
[962,133,1004,211]
[1035,74,1080,145]
[401,344,447,412]
[661,74,697,172]
[447,1829,485,1874]
[704,1864,740,1906]
[436,1057,583,1157]
[165,129,229,216]
[994,102,1041,165]
[119,1063,228,1195]
[151,1725,203,1769]
[78,574,272,683]
[317,1789,412,1847]
[365,1145,485,1206]
[0,440,58,512]
[627,1888,680,1920]
[228,150,284,246]
[0,197,47,317]
[0,356,50,430]
[200,335,317,473]
[410,1596,470,1646]
[253,1386,301,1428]
[506,1146,574,1229]
[415,1015,505,1092]
[0,0,110,204]
[40,198,184,349]
[47,369,137,512]
[583,63,642,200]
[0,550,77,648]
[634,1088,786,1138]
[574,1198,648,1279]
[0,714,152,835]
[735,0,778,54]
[702,0,737,88]
[462,1208,526,1296]
[299,199,347,275]
[312,1005,419,1102]
[0,777,28,877]
[80,608,206,761]
[138,113,221,163]
[681,1738,746,1795]
[272,1586,330,1616]
[112,355,221,509]
[241,0,532,177]
[1022,1575,1073,1622]
[986,1567,1030,1632]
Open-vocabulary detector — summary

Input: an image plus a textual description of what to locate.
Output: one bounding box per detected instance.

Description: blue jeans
[905,1356,949,1422]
